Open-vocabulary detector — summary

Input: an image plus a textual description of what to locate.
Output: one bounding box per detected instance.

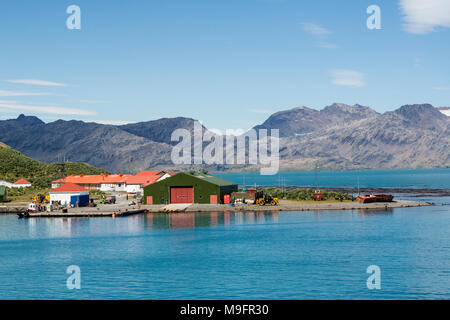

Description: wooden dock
[18,209,147,218]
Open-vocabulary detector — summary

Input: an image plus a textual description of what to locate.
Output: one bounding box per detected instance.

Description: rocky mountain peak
[16,114,45,126]
[394,104,446,121]
[323,103,377,114]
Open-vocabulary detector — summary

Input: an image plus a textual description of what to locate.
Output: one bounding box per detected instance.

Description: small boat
[357,194,394,204]
[17,203,40,219]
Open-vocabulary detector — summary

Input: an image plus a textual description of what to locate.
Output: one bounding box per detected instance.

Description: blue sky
[0,0,449,131]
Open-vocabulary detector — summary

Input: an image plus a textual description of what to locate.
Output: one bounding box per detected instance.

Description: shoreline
[262,186,450,197]
[1,199,433,217]
[145,200,432,213]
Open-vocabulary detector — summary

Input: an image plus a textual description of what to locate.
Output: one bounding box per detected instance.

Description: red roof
[52,174,131,185]
[50,182,88,193]
[125,171,166,186]
[51,171,171,187]
[14,179,31,185]
[134,171,163,176]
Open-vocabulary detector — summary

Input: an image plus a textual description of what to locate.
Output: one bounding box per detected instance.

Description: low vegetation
[262,187,355,202]
[89,189,106,198]
[5,186,50,203]
[0,142,108,189]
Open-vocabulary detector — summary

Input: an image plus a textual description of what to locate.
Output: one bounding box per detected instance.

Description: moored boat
[357,194,394,204]
[17,203,40,219]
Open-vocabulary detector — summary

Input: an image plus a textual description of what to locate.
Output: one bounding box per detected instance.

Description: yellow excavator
[255,191,279,206]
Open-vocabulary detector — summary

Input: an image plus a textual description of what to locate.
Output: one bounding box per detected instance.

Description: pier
[3,200,433,218]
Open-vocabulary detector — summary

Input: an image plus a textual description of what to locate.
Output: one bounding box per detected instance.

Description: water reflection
[356,208,394,217]
[6,207,399,241]
[144,211,279,230]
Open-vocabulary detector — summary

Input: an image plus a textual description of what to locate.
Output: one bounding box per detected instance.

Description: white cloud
[399,0,450,34]
[302,23,337,49]
[0,101,95,116]
[331,70,366,88]
[434,86,449,91]
[0,90,52,97]
[6,79,68,87]
[302,23,330,36]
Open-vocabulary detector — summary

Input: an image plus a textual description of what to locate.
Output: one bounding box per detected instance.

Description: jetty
[144,199,432,213]
[3,199,432,218]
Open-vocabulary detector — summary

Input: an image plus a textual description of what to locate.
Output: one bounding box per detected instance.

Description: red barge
[357,194,394,204]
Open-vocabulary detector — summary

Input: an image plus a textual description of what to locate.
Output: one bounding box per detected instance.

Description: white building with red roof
[12,179,32,188]
[51,171,173,194]
[51,174,132,192]
[49,182,89,207]
[125,171,173,194]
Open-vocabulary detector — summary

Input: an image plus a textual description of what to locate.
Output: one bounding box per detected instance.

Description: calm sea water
[0,196,449,300]
[216,168,450,189]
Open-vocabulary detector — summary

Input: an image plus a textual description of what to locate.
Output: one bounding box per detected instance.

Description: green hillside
[0,142,108,188]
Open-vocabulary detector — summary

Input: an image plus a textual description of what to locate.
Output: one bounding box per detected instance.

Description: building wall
[50,191,89,206]
[126,184,142,194]
[100,183,126,192]
[12,184,31,188]
[143,173,237,204]
[0,180,14,188]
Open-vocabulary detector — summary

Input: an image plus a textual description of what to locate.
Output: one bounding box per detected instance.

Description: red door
[170,187,194,203]
[210,195,218,204]
[146,196,153,205]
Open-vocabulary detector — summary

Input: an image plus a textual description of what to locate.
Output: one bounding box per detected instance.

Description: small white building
[49,182,89,207]
[0,180,14,188]
[12,179,32,188]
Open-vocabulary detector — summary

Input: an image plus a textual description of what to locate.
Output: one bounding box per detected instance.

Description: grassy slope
[0,142,108,188]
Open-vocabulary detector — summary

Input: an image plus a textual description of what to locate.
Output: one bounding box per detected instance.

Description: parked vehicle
[104,195,116,204]
[313,190,323,201]
[255,191,279,206]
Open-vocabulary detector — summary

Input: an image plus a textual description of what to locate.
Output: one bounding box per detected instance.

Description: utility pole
[314,163,319,191]
[357,175,360,195]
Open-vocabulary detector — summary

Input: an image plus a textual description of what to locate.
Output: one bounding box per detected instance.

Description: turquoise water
[0,196,449,299]
[216,168,450,189]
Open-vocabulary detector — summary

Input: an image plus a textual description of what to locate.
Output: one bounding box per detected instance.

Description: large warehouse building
[143,172,238,205]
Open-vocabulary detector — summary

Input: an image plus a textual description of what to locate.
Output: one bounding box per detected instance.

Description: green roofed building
[143,172,238,204]
[0,186,7,202]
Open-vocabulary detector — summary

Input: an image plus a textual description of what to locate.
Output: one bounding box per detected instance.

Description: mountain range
[0,103,448,172]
